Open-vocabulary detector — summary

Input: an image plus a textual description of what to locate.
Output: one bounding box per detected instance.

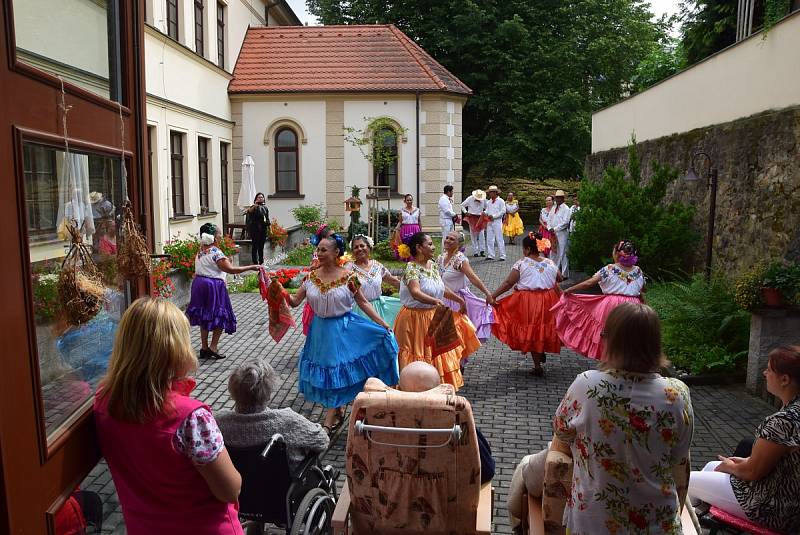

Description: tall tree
[679,0,737,65]
[308,0,662,179]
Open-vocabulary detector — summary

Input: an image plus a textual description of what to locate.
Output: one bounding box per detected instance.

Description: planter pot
[761,287,783,307]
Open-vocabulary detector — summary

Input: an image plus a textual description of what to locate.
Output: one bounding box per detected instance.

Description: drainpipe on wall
[416,91,420,208]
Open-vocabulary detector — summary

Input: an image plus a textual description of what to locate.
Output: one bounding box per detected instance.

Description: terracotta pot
[761,287,784,307]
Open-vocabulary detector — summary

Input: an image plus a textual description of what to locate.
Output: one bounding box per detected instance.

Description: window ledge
[268,192,305,199]
[366,193,404,200]
[197,211,219,220]
[169,214,195,222]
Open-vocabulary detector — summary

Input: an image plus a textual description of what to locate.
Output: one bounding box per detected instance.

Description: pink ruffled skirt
[550,293,642,360]
[443,287,495,343]
[301,302,314,336]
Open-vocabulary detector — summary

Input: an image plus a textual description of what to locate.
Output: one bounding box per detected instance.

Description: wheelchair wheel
[289,487,335,535]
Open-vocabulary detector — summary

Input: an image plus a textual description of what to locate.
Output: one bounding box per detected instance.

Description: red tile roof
[229,25,472,95]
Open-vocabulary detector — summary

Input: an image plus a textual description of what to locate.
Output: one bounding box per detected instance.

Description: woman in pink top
[94,297,244,535]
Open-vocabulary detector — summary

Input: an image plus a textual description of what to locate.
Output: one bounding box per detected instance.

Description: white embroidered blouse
[513,257,558,290]
[346,260,390,302]
[596,264,645,296]
[437,252,469,293]
[195,246,227,281]
[400,261,444,308]
[302,271,359,318]
[400,208,420,225]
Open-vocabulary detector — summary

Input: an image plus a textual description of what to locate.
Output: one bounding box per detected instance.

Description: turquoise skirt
[299,312,399,408]
[353,296,402,327]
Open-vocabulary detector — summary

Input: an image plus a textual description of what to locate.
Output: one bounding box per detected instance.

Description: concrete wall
[591,12,800,153]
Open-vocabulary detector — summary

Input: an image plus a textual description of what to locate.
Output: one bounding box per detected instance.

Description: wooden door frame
[0,0,150,531]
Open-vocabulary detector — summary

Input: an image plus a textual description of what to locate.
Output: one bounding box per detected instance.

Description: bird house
[344,196,362,212]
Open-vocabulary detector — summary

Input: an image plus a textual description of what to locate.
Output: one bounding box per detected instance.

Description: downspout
[416,91,420,210]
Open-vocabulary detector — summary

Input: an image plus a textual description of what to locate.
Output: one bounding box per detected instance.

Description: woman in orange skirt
[394,232,480,389]
[491,231,562,376]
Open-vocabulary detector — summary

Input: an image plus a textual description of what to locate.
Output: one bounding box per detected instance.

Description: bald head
[399,362,441,392]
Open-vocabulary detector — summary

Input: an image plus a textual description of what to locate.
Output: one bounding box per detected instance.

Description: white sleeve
[439,196,456,218]
[460,197,471,212]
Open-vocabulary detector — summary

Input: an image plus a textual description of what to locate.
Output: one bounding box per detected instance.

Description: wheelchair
[228,433,339,535]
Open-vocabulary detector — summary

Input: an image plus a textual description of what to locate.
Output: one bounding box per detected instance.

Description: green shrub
[372,240,395,262]
[647,275,750,374]
[572,142,698,279]
[285,244,313,266]
[290,204,325,228]
[228,273,260,294]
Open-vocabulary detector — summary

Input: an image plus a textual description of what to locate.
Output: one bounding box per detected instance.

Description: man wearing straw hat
[484,185,506,261]
[548,189,571,278]
[461,189,487,257]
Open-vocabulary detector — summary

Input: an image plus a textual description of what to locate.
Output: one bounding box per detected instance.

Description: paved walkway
[84,240,774,533]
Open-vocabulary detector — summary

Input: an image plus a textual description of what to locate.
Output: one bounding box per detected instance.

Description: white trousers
[486,219,506,259]
[688,461,747,519]
[469,227,486,255]
[552,230,569,277]
[440,219,455,248]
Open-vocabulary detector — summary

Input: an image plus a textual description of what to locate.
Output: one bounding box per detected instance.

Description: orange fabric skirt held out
[492,288,561,354]
[394,306,480,390]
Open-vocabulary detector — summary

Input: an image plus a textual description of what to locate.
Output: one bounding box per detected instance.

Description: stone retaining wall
[585,106,800,276]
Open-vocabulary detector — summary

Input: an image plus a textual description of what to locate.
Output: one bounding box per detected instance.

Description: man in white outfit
[461,189,487,256]
[548,189,571,278]
[438,185,457,247]
[484,185,506,261]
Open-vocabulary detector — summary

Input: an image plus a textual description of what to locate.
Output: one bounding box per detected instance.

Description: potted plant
[761,260,800,308]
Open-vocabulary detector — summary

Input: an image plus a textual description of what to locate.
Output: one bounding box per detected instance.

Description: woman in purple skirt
[186,223,259,359]
[396,194,421,244]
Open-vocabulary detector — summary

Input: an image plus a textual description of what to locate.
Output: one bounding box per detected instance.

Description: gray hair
[227,360,279,413]
[447,230,465,245]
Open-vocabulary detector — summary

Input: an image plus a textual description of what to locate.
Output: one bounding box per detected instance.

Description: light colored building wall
[235,99,328,227]
[592,12,800,152]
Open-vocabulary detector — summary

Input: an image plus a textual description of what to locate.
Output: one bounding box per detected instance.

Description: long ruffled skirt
[538,225,553,257]
[186,276,236,334]
[492,289,561,354]
[400,223,422,243]
[443,287,495,342]
[394,306,479,390]
[353,296,402,327]
[503,213,524,237]
[550,293,642,360]
[299,312,399,408]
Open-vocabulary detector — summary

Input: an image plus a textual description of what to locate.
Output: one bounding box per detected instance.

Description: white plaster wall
[147,102,233,250]
[592,12,800,152]
[228,0,269,71]
[343,99,418,211]
[240,100,327,227]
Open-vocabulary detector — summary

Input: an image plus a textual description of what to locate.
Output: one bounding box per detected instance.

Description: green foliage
[679,0,737,65]
[372,240,395,262]
[631,37,686,93]
[163,235,238,277]
[570,147,698,278]
[290,204,325,228]
[285,244,314,266]
[344,117,408,182]
[734,263,766,311]
[309,0,665,179]
[648,276,750,374]
[764,0,792,33]
[228,273,260,294]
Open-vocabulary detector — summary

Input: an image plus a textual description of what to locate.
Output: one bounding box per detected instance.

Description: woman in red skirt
[491,231,562,376]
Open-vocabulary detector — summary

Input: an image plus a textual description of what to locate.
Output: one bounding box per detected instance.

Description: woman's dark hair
[408,232,429,257]
[769,345,800,385]
[199,222,217,236]
[404,193,413,201]
[253,192,264,203]
[318,226,334,240]
[601,302,666,373]
[523,231,543,255]
[322,234,346,257]
[444,185,453,194]
[614,240,638,256]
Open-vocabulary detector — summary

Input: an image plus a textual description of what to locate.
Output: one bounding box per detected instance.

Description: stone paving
[83,239,775,534]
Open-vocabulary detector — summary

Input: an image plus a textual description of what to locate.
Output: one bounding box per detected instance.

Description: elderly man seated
[399,362,495,484]
[216,360,329,471]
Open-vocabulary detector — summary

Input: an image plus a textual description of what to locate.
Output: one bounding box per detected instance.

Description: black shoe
[199,349,212,359]
[207,349,226,360]
[480,251,485,257]
[473,253,480,257]
[498,258,506,261]
[531,367,544,377]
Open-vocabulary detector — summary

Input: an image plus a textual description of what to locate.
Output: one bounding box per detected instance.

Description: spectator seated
[331,377,493,535]
[228,433,339,535]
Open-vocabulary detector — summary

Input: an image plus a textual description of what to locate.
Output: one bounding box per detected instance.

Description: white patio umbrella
[237,155,257,212]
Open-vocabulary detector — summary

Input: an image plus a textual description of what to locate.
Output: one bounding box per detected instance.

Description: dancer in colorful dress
[538,196,554,257]
[286,234,399,433]
[394,232,479,390]
[491,232,562,376]
[462,189,487,257]
[438,231,496,342]
[551,239,645,361]
[186,223,260,360]
[503,192,524,245]
[301,224,334,336]
[347,234,402,326]
[397,194,422,243]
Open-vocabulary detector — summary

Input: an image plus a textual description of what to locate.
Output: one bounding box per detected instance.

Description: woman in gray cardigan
[216,360,329,470]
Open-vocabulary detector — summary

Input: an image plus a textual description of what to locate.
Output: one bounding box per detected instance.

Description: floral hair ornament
[617,252,638,267]
[200,233,215,246]
[536,238,551,252]
[331,233,346,257]
[309,224,330,246]
[350,234,374,249]
[396,243,412,261]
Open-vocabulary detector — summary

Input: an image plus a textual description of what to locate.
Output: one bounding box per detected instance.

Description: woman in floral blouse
[688,345,800,533]
[553,302,693,535]
[551,239,645,360]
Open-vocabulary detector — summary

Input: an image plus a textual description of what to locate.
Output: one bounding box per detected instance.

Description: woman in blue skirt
[286,233,399,433]
[185,223,259,359]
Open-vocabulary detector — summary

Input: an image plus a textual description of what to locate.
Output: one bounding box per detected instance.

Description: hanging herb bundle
[58,223,105,325]
[118,201,150,279]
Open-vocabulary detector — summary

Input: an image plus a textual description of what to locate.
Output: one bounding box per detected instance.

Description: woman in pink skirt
[550,240,645,361]
[397,194,422,244]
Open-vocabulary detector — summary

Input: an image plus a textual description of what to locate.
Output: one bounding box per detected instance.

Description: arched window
[275,127,298,194]
[373,128,398,194]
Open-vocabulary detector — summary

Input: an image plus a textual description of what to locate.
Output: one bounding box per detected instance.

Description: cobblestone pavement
[83,239,774,534]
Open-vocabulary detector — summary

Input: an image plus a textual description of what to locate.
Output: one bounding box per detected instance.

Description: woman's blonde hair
[100,297,197,422]
[601,302,666,373]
